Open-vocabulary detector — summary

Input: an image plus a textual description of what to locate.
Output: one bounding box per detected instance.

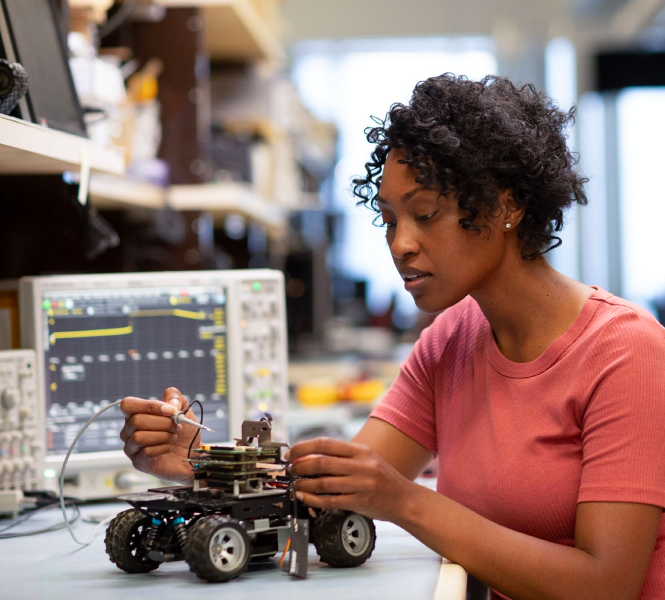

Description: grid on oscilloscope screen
[41,285,229,455]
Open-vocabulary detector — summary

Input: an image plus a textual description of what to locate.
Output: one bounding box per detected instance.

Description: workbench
[0,501,466,600]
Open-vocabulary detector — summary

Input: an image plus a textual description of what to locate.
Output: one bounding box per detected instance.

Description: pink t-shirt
[371,288,665,599]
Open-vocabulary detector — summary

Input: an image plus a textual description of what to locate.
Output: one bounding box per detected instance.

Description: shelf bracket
[78,146,91,205]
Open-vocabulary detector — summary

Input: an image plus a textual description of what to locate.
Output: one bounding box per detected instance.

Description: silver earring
[505,223,512,229]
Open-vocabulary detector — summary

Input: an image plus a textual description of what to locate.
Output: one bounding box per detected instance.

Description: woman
[120,74,665,600]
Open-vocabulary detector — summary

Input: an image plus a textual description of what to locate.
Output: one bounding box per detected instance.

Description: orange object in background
[296,378,386,407]
[339,379,386,403]
[296,383,338,407]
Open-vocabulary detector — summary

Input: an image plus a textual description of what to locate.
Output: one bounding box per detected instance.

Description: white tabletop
[0,501,451,600]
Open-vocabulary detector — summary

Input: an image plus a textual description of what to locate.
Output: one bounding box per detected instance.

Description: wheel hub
[209,528,246,572]
[341,515,372,557]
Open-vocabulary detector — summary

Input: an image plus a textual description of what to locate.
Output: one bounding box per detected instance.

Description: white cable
[87,513,117,543]
[59,399,123,546]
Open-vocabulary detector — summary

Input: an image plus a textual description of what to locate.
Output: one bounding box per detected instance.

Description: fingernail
[176,424,183,432]
[283,450,290,460]
[169,398,180,407]
[173,434,178,441]
[161,404,177,415]
[296,492,304,501]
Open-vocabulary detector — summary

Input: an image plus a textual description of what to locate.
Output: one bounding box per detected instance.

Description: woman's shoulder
[585,288,665,354]
[417,295,486,356]
[589,288,664,330]
[431,294,486,329]
[396,296,484,386]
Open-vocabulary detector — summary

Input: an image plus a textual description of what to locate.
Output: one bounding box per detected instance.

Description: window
[617,88,665,307]
[292,38,497,322]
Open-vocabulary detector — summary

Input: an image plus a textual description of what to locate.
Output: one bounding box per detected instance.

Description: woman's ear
[499,189,525,230]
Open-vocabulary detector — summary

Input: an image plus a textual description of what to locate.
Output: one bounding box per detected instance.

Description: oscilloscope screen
[41,285,229,455]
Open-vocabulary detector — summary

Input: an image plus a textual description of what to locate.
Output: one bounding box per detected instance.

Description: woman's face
[377,150,509,313]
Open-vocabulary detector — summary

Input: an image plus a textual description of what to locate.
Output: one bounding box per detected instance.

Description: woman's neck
[471,255,594,363]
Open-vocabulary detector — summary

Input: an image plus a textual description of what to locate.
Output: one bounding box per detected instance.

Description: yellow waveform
[130,309,206,320]
[50,325,133,344]
[49,309,208,344]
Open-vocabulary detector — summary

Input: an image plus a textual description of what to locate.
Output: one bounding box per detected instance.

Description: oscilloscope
[19,270,288,499]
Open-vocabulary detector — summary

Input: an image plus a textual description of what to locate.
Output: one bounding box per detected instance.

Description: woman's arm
[289,429,662,600]
[352,417,434,480]
[401,489,661,600]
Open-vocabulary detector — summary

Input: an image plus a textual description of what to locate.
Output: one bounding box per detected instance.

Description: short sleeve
[578,310,665,507]
[370,299,469,454]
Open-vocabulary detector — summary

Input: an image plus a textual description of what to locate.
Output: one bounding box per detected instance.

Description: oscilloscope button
[1,388,19,411]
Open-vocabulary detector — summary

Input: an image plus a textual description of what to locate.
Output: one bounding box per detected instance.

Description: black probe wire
[289,459,299,518]
[0,500,80,539]
[0,498,78,534]
[184,400,205,460]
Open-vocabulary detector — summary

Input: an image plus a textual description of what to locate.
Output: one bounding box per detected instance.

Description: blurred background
[2,0,665,440]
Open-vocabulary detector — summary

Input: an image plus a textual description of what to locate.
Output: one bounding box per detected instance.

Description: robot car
[104,415,376,582]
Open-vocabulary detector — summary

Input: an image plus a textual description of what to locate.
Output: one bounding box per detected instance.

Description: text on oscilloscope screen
[41,286,229,455]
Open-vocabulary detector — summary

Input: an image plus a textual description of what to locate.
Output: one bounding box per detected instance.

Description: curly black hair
[352,73,588,260]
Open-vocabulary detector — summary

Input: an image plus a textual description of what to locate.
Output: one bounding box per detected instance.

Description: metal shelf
[89,174,166,209]
[70,1,283,63]
[168,182,287,232]
[68,0,113,8]
[68,0,114,23]
[89,176,287,233]
[0,114,125,176]
[154,0,285,63]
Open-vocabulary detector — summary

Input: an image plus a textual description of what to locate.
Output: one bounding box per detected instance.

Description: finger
[121,396,179,419]
[134,444,173,460]
[161,388,199,421]
[120,413,180,442]
[120,396,147,418]
[295,476,360,495]
[295,490,352,510]
[290,455,356,477]
[286,438,360,462]
[161,387,188,411]
[290,453,324,465]
[125,431,177,456]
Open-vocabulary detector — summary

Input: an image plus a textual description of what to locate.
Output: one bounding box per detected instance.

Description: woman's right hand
[120,387,199,485]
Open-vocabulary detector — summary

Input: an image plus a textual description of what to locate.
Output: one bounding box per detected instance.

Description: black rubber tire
[313,509,376,568]
[0,63,13,96]
[185,515,252,582]
[104,508,161,574]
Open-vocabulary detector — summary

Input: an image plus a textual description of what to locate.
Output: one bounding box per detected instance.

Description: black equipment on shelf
[0,58,27,115]
[0,0,86,136]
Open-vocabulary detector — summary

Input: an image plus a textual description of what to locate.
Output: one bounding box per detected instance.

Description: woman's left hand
[286,437,416,522]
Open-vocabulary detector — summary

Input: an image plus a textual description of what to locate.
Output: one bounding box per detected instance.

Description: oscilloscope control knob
[1,388,19,411]
[115,471,147,490]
